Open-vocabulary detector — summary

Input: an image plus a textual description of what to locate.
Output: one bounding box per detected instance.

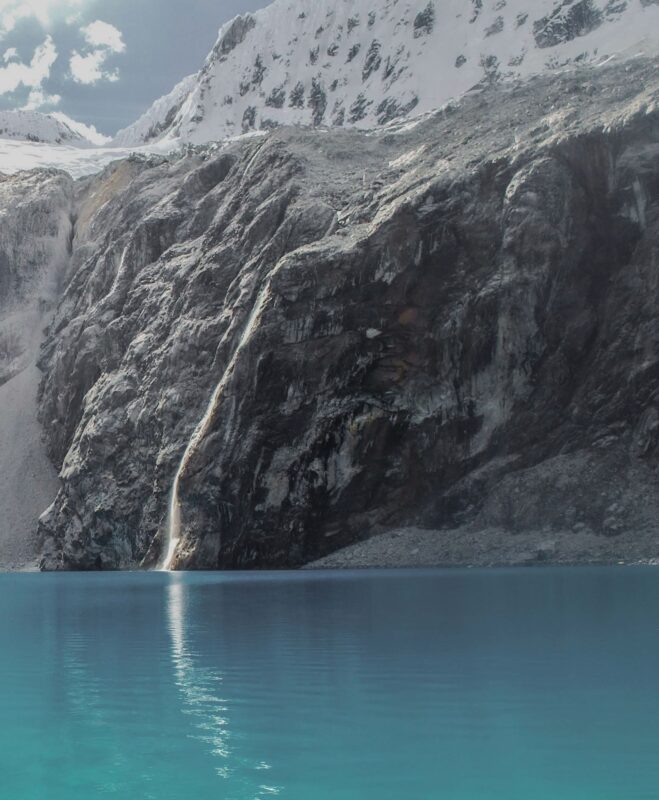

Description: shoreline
[303,526,659,570]
[3,526,659,575]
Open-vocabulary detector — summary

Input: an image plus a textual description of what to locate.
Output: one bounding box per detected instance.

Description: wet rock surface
[33,57,659,570]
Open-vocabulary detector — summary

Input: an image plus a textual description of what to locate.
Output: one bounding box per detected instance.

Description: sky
[0,0,270,137]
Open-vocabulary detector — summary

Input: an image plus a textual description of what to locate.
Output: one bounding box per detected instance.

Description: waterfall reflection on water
[165,576,281,796]
[166,578,231,769]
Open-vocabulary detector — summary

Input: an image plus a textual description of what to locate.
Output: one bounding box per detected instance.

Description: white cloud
[0,3,126,103]
[69,20,126,84]
[69,48,119,85]
[82,20,125,53]
[0,1,86,33]
[0,34,56,94]
[22,85,60,109]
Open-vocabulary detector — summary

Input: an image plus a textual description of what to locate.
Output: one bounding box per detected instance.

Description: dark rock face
[213,14,257,60]
[413,3,435,37]
[533,0,602,48]
[37,58,659,570]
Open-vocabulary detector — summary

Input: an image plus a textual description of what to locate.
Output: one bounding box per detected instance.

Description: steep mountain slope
[0,169,74,568]
[0,110,99,146]
[114,0,659,146]
[34,56,659,570]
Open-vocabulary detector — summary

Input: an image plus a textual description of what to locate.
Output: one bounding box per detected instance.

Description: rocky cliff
[0,169,73,568]
[34,56,659,570]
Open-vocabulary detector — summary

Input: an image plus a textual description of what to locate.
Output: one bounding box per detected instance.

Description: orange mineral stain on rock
[398,307,419,326]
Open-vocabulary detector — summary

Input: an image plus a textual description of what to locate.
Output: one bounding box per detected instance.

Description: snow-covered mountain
[114,0,659,146]
[0,110,105,146]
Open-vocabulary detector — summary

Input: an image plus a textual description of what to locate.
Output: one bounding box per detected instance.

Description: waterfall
[160,478,182,571]
[159,285,271,570]
[109,246,129,296]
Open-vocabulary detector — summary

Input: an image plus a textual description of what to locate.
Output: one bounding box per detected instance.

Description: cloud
[82,20,125,53]
[22,85,60,109]
[0,1,86,33]
[0,3,127,109]
[70,19,126,85]
[70,48,119,84]
[0,34,57,94]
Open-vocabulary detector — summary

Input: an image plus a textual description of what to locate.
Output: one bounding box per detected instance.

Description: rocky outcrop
[533,0,604,48]
[36,57,659,570]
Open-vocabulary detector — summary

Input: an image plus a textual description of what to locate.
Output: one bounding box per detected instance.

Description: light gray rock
[0,168,73,569]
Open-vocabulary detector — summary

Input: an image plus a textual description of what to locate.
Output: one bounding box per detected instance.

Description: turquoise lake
[2,567,659,799]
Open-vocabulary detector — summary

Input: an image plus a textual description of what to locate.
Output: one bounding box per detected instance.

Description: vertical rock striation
[34,58,659,569]
[0,169,74,568]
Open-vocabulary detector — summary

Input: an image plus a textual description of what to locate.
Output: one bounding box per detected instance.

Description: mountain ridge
[0,109,106,147]
[113,0,659,147]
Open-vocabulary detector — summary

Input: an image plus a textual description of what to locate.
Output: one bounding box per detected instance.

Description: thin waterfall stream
[159,285,272,570]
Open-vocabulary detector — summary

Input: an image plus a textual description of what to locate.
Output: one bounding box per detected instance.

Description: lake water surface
[1,567,659,799]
